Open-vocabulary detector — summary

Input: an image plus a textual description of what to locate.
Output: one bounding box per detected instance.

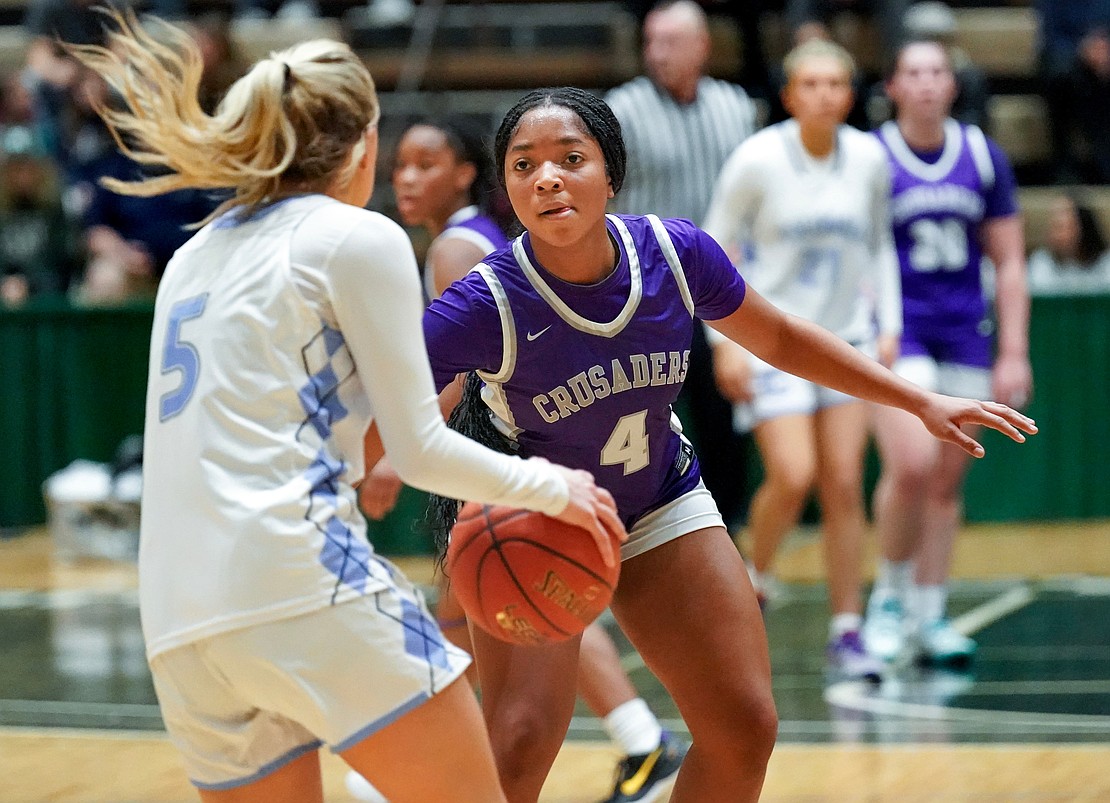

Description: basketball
[446,502,620,646]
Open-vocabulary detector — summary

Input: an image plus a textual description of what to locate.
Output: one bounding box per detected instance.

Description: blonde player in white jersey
[69,12,623,803]
[703,39,900,680]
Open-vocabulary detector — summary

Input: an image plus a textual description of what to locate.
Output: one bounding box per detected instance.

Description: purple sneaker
[827,630,884,683]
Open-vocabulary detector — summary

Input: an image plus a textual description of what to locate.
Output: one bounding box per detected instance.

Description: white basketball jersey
[703,120,902,343]
[140,195,566,658]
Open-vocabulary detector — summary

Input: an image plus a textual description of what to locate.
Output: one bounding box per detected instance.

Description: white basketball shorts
[149,578,469,790]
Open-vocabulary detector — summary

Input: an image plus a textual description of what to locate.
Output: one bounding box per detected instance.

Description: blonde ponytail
[67,9,379,225]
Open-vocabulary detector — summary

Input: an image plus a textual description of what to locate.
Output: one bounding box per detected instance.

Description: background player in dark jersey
[864,39,1033,666]
[363,87,1035,803]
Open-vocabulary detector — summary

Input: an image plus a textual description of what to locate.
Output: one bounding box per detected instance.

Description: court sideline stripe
[950,583,1035,636]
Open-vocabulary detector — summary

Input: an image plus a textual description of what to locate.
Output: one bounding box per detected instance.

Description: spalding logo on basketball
[446,502,621,646]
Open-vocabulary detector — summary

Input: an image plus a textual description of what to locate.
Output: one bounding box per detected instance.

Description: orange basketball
[446,502,620,646]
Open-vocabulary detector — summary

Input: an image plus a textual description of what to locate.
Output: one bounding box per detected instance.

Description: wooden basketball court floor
[2,521,1108,801]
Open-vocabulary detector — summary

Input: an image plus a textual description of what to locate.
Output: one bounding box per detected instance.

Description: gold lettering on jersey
[567,372,595,407]
[495,605,545,645]
[649,352,668,386]
[629,354,650,388]
[667,351,683,384]
[534,570,604,624]
[611,359,632,393]
[531,350,690,423]
[549,386,579,418]
[588,365,611,399]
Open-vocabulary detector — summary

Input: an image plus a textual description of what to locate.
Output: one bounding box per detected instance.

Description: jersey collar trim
[444,205,481,227]
[781,119,845,174]
[880,118,964,182]
[511,215,642,338]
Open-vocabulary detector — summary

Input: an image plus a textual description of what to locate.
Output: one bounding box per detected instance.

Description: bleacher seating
[951,6,1038,78]
[3,0,1103,240]
[990,93,1051,169]
[1020,185,1110,251]
[344,1,638,91]
[230,15,344,63]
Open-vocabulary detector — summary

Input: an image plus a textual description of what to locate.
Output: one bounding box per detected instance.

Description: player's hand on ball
[918,394,1038,457]
[448,502,620,645]
[530,458,627,568]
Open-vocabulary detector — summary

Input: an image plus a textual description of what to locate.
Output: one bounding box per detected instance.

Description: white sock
[874,559,913,601]
[830,612,863,639]
[910,584,947,625]
[604,698,663,757]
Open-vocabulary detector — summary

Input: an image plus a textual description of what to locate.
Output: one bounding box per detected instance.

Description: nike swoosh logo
[620,747,662,796]
[526,325,552,341]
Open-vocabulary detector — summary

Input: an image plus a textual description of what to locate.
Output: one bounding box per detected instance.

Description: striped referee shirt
[605,75,756,223]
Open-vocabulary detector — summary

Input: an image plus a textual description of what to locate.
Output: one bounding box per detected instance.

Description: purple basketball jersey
[424,214,746,525]
[445,208,509,254]
[876,120,1018,359]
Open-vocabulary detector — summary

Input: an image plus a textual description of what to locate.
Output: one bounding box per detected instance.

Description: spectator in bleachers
[25,0,108,56]
[1036,0,1110,182]
[1056,26,1110,183]
[1037,0,1110,77]
[605,0,758,529]
[186,13,250,115]
[59,68,218,305]
[0,125,80,305]
[46,68,115,212]
[786,0,909,75]
[0,74,37,129]
[1027,194,1110,294]
[23,1,119,166]
[870,1,989,130]
[24,1,183,93]
[23,0,103,159]
[72,143,220,304]
[24,12,239,306]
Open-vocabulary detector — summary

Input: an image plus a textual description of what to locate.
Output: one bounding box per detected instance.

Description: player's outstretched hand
[358,458,404,520]
[918,394,1038,458]
[529,458,627,569]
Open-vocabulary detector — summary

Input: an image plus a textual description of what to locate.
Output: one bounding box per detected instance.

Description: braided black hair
[493,87,626,195]
[425,372,519,569]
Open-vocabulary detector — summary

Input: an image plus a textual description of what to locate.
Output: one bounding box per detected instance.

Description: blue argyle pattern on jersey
[297,322,369,595]
[297,324,350,440]
[400,597,451,671]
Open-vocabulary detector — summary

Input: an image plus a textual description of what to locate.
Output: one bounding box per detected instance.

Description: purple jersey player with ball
[862,40,1034,668]
[365,87,1035,803]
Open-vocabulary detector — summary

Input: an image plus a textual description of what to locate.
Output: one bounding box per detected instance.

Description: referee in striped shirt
[606,0,758,528]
